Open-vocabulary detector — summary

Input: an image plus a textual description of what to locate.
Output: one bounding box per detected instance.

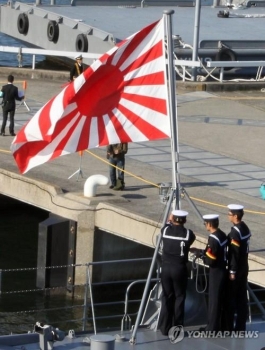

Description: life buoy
[17,13,29,35]
[75,34,88,52]
[47,20,59,43]
[215,48,237,71]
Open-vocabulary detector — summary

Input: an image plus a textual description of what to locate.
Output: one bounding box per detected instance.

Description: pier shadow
[122,194,147,199]
[249,249,265,253]
[181,181,226,188]
[122,184,155,191]
[97,193,118,197]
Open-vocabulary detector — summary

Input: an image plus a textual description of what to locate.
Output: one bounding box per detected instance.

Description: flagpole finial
[163,9,175,15]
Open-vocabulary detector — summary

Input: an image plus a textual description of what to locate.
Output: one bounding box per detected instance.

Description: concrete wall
[93,228,154,282]
[0,169,161,285]
[0,168,264,288]
[0,169,94,285]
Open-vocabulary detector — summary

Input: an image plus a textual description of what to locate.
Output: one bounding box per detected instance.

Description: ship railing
[0,45,102,69]
[82,259,161,334]
[0,45,202,73]
[207,60,265,82]
[0,257,265,335]
[0,257,160,334]
[2,45,265,83]
[247,284,265,322]
[173,59,201,82]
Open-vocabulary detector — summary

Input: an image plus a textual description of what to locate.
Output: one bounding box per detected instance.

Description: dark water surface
[0,195,87,335]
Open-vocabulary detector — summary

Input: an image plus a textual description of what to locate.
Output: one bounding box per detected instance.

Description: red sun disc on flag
[75,64,124,117]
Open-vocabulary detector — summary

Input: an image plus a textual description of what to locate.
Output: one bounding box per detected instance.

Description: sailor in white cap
[200,214,227,333]
[69,54,84,81]
[223,203,251,333]
[75,54,82,60]
[158,209,196,336]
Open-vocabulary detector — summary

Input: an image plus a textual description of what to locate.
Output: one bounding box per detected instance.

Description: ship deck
[0,321,265,350]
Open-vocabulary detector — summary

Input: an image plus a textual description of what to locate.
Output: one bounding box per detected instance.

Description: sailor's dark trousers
[159,260,188,335]
[206,267,226,332]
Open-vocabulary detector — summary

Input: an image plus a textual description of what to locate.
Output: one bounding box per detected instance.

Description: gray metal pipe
[191,0,201,81]
[165,10,180,210]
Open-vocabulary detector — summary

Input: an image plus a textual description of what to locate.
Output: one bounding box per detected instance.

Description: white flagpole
[164,9,181,210]
[129,11,179,344]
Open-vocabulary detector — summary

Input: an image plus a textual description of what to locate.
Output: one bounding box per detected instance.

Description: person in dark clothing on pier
[1,74,24,136]
[107,143,128,190]
[158,210,196,336]
[223,204,251,332]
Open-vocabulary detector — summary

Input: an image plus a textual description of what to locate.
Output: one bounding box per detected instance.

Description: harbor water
[0,195,85,335]
[0,195,153,335]
[0,194,103,334]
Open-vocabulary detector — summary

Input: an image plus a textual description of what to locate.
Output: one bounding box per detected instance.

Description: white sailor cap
[227,204,244,211]
[172,210,188,217]
[75,54,83,59]
[203,214,219,221]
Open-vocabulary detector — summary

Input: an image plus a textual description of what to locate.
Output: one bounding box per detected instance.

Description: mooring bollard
[90,334,115,350]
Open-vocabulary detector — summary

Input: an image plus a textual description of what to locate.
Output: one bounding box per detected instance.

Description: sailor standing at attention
[224,204,251,332]
[199,214,227,333]
[158,210,196,336]
[70,54,84,81]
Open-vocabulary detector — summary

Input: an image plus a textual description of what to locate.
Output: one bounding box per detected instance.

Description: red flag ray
[123,89,167,114]
[102,113,131,146]
[125,59,166,84]
[116,103,167,141]
[125,71,165,86]
[12,114,87,173]
[121,42,163,78]
[11,18,170,174]
[118,97,169,137]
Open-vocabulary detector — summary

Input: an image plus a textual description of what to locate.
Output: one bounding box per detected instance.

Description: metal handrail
[0,45,102,69]
[84,259,159,334]
[0,45,201,71]
[248,284,265,320]
[121,278,159,332]
[0,257,154,334]
[1,256,265,335]
[206,60,265,82]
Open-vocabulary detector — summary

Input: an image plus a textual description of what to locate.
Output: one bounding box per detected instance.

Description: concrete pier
[0,67,265,287]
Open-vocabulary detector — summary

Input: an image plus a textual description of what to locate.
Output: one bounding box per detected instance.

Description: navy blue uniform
[225,222,251,331]
[203,229,227,331]
[158,223,196,335]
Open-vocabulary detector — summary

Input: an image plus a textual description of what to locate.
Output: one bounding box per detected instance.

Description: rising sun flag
[11,18,170,174]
